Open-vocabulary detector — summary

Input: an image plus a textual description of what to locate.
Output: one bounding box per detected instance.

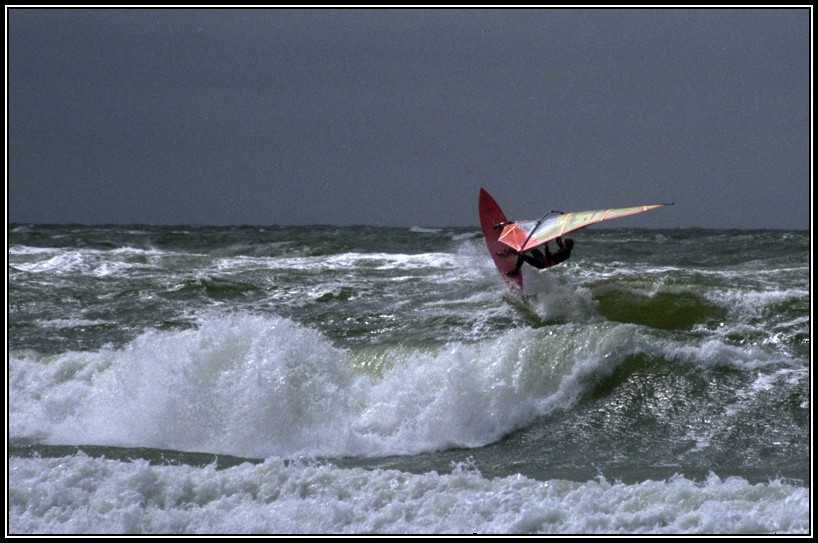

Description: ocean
[7,224,811,534]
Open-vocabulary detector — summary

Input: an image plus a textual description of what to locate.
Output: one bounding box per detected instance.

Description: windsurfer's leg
[506,255,524,276]
[521,248,548,269]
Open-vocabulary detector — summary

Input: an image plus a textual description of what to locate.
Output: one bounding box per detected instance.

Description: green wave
[593,284,727,330]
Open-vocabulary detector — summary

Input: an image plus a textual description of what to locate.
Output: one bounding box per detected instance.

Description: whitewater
[8,224,810,534]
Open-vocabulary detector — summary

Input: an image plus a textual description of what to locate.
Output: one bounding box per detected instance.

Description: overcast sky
[7,8,811,228]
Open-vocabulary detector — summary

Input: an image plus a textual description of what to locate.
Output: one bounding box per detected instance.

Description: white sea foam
[39,318,112,329]
[451,231,477,242]
[10,312,788,460]
[8,455,809,534]
[9,248,167,277]
[713,288,807,320]
[266,252,456,273]
[408,226,442,234]
[518,271,600,323]
[8,245,58,255]
[667,337,784,371]
[6,314,641,458]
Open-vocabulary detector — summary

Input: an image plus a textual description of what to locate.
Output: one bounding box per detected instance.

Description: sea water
[7,224,810,534]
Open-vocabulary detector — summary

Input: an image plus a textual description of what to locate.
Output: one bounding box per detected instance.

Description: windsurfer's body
[508,237,573,275]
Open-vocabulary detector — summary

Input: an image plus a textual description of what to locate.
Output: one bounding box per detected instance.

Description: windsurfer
[507,237,573,275]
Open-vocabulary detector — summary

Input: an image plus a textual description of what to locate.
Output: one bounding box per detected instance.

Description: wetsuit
[514,237,572,271]
[544,238,572,265]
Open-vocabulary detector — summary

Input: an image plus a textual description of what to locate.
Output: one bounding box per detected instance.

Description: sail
[498,204,672,252]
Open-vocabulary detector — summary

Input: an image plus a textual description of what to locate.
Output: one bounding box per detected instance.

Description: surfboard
[479,188,523,291]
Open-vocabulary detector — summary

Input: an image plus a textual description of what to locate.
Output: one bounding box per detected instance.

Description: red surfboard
[479,188,522,291]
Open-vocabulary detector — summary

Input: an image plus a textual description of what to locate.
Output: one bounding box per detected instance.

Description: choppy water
[7,224,810,534]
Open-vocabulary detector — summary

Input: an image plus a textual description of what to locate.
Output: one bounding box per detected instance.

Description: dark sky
[7,8,811,228]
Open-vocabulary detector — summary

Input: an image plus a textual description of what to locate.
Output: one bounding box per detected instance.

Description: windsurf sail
[498,203,673,252]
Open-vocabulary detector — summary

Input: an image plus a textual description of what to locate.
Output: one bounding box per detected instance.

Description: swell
[592,283,726,330]
[9,310,796,461]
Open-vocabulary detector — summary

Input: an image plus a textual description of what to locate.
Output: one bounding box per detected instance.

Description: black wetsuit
[545,240,572,265]
[516,238,572,270]
[519,247,549,269]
